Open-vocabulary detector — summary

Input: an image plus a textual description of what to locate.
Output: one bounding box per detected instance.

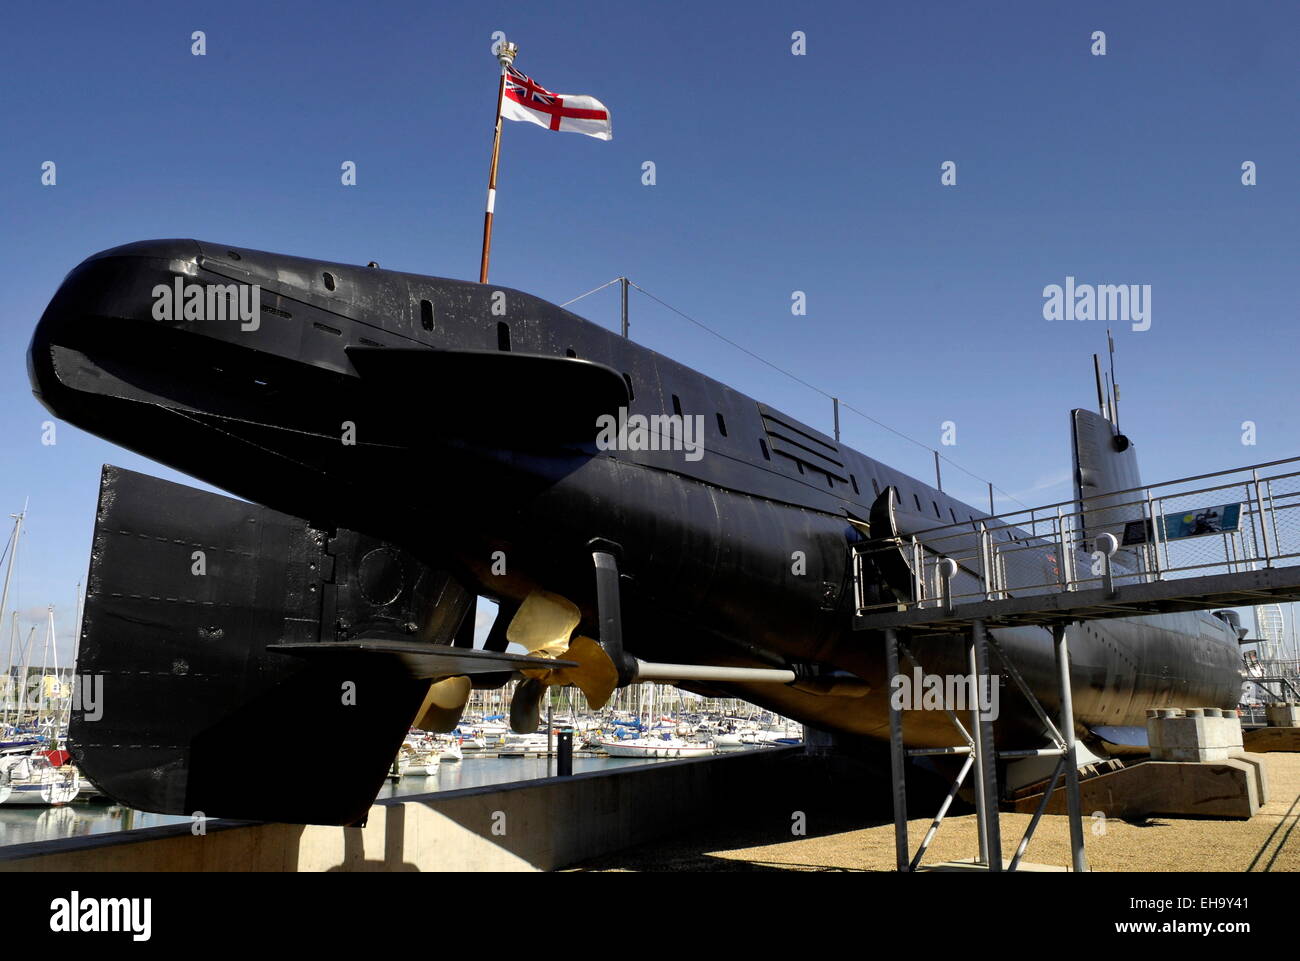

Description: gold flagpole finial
[495,40,518,69]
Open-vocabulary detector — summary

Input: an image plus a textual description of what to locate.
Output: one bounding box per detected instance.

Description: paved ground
[574,753,1300,872]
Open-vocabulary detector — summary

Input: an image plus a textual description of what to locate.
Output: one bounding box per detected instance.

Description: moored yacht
[437,739,463,763]
[0,753,80,806]
[497,732,565,756]
[395,739,442,777]
[598,737,714,759]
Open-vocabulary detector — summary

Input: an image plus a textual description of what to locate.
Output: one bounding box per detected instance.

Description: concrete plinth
[1010,755,1266,820]
[1243,726,1300,753]
[1147,707,1243,762]
[1266,703,1300,727]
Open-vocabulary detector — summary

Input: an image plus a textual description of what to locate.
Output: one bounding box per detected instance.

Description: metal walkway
[855,455,1300,632]
[852,455,1300,872]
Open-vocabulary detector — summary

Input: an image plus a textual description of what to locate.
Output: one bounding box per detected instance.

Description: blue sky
[1,1,1296,664]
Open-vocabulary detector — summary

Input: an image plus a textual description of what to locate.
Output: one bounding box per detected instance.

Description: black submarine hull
[29,240,1243,821]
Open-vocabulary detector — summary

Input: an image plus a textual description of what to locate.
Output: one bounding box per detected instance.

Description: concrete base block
[1010,758,1260,820]
[1227,752,1269,804]
[1265,704,1300,727]
[1243,726,1300,753]
[1147,708,1243,761]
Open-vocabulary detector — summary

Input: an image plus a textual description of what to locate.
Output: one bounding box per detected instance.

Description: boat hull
[599,739,714,759]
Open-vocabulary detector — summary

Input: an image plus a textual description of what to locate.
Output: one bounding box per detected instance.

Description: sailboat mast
[16,624,37,723]
[1,614,15,725]
[48,605,63,732]
[72,580,85,668]
[0,506,26,691]
[38,605,54,725]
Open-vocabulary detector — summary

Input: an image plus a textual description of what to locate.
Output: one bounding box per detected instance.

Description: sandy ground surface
[574,753,1300,872]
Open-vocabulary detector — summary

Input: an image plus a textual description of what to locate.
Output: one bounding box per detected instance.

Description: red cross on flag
[502,66,612,141]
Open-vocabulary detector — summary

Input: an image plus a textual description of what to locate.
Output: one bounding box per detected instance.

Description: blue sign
[1121,503,1241,545]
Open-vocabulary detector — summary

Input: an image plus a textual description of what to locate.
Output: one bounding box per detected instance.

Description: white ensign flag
[501,65,612,141]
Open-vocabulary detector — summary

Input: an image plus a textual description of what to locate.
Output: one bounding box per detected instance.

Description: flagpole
[479,41,518,284]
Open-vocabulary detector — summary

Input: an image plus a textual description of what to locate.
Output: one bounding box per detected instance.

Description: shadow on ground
[571,751,965,872]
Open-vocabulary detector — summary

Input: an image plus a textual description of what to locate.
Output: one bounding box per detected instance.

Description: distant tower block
[1254,605,1286,661]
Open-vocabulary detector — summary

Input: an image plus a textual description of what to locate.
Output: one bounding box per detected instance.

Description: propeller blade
[509,677,547,733]
[507,591,618,711]
[506,590,581,656]
[412,675,472,733]
[554,635,618,710]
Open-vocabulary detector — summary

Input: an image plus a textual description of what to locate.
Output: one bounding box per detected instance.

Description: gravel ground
[573,753,1300,872]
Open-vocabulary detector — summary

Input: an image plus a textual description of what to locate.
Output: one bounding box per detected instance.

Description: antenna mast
[1107,328,1120,433]
[1093,354,1107,422]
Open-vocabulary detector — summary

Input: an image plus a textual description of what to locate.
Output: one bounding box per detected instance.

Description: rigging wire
[570,278,1032,512]
[559,277,622,308]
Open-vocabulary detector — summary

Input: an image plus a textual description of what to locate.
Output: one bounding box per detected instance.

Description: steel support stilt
[971,618,1002,870]
[967,632,989,866]
[1053,623,1089,872]
[884,627,909,871]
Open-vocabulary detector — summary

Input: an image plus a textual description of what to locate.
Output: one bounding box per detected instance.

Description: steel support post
[884,627,909,871]
[1053,622,1089,872]
[970,619,1002,870]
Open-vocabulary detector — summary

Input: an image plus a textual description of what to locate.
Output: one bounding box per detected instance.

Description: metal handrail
[855,455,1300,616]
[902,458,1300,541]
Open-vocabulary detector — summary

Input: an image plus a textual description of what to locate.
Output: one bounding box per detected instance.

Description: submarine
[27,239,1244,824]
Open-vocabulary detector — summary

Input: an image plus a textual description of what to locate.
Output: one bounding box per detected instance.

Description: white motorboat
[599,737,714,759]
[497,731,583,755]
[438,740,463,762]
[396,740,441,777]
[741,726,802,746]
[0,754,80,806]
[497,732,553,755]
[453,731,488,752]
[477,721,510,747]
[397,756,440,777]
